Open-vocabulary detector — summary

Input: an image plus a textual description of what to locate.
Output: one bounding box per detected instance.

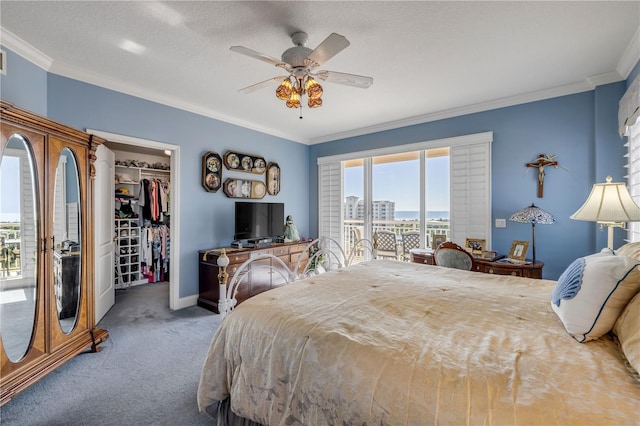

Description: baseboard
[173,294,199,310]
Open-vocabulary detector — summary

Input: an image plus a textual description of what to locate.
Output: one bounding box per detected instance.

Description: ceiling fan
[230,31,373,110]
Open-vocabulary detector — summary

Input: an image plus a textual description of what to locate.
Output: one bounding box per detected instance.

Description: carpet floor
[0,282,222,425]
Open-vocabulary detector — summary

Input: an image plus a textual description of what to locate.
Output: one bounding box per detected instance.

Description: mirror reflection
[0,135,39,362]
[53,148,81,334]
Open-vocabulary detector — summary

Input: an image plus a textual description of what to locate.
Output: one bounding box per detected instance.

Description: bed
[197,253,640,425]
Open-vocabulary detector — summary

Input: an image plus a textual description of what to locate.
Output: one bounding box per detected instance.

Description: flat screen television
[234,202,285,241]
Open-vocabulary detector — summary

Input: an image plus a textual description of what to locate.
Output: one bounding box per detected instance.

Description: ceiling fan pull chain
[299,105,303,119]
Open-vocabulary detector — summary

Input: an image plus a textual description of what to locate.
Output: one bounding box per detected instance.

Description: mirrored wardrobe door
[0,126,46,366]
[52,147,82,334]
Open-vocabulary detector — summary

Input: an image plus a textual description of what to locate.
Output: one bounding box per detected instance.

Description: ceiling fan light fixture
[305,77,323,99]
[275,78,292,100]
[231,31,372,114]
[308,97,322,108]
[286,90,301,108]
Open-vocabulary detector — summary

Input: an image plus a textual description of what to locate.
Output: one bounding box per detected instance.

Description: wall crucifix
[526,154,559,198]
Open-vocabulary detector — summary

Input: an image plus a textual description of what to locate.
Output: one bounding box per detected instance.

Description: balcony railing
[343,219,450,262]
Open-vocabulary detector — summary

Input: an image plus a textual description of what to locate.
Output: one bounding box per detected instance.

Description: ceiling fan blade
[230,46,291,71]
[238,76,289,94]
[305,33,350,67]
[314,71,373,89]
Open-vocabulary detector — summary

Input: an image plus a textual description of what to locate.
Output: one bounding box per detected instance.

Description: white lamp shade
[571,176,640,223]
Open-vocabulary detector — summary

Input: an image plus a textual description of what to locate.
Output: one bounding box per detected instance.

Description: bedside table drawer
[484,265,522,276]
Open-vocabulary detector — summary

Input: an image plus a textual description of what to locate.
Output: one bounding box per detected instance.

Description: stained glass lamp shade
[509,204,556,263]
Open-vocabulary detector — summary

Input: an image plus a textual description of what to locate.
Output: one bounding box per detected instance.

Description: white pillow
[615,241,640,261]
[551,250,640,342]
[613,292,640,379]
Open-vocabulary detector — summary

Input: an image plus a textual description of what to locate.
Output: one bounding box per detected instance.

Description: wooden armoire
[0,100,109,405]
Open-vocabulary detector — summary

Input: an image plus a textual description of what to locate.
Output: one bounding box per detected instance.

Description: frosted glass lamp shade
[571,176,640,224]
[571,176,640,249]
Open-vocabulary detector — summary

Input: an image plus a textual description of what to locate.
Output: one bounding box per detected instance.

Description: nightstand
[410,248,543,279]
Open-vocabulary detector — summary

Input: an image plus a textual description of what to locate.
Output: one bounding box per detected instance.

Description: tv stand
[197,241,309,313]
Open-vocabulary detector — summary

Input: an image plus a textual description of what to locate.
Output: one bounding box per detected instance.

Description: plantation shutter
[626,120,640,241]
[621,74,640,242]
[450,141,491,246]
[318,162,343,244]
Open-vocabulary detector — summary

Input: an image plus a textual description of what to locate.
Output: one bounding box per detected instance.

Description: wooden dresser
[198,241,309,313]
[410,248,544,279]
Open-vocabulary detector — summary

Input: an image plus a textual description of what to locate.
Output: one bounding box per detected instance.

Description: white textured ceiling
[1,1,639,145]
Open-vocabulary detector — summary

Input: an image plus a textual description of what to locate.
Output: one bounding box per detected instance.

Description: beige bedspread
[197,260,640,425]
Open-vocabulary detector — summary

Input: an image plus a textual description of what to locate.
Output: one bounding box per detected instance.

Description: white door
[94,144,115,322]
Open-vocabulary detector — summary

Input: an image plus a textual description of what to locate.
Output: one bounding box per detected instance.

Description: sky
[0,156,20,222]
[344,155,450,211]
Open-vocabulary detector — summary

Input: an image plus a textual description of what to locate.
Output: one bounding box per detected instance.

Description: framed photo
[202,151,222,192]
[266,162,280,195]
[508,240,529,261]
[465,238,486,255]
[223,150,267,174]
[222,178,266,199]
[432,234,446,249]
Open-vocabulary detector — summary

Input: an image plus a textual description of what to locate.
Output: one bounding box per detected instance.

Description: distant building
[344,196,395,221]
[345,196,359,219]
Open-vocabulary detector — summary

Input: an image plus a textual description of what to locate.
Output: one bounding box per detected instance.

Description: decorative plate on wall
[202,151,222,192]
[266,162,280,195]
[223,178,267,199]
[223,150,267,174]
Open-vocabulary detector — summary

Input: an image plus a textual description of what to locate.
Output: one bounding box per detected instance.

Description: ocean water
[0,213,20,222]
[395,210,449,220]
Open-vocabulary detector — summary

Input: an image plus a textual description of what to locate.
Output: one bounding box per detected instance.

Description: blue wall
[309,85,628,280]
[628,61,640,86]
[0,48,47,115]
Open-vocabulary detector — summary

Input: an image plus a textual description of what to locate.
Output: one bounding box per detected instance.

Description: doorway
[88,129,181,316]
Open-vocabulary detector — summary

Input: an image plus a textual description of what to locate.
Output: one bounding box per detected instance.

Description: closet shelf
[116,164,170,173]
[115,198,139,204]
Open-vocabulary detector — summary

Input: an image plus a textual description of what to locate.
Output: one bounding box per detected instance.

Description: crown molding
[585,71,624,88]
[0,27,52,71]
[3,26,635,147]
[48,60,304,144]
[617,26,640,79]
[310,75,625,145]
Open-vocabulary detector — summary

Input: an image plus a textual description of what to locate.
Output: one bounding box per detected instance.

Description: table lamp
[571,176,640,249]
[509,204,556,263]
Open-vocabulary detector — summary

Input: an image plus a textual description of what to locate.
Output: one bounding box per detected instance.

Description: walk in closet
[108,144,171,290]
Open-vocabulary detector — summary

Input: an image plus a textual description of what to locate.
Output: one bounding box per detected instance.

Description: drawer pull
[488,269,494,274]
[511,272,517,276]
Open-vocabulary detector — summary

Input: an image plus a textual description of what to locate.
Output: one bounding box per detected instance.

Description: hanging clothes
[139,178,169,223]
[140,223,170,283]
[139,179,152,221]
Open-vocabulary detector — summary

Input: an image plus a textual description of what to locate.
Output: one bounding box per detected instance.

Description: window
[318,132,493,259]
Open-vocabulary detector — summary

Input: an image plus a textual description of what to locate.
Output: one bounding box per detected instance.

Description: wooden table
[409,248,544,279]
